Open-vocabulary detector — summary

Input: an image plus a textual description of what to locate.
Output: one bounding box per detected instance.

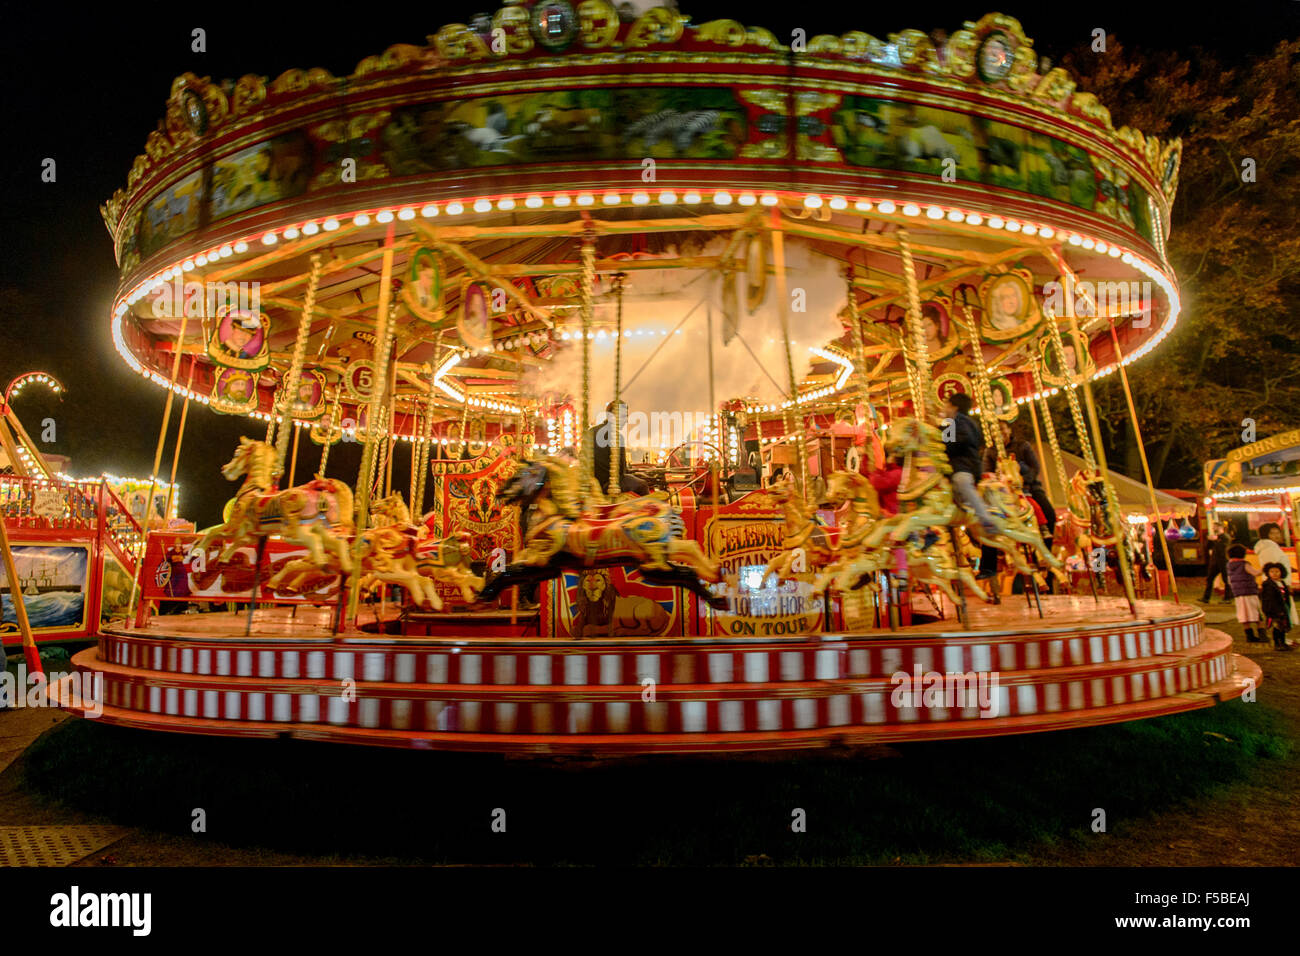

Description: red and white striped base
[52,598,1261,755]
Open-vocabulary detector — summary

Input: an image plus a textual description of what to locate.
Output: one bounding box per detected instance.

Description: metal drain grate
[0,826,130,867]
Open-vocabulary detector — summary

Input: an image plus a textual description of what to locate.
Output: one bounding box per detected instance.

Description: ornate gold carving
[356,43,428,75]
[493,4,536,54]
[696,19,749,47]
[1158,140,1182,198]
[892,30,943,74]
[577,0,619,49]
[740,139,788,159]
[144,129,170,162]
[625,8,686,48]
[1006,44,1041,94]
[797,140,841,162]
[796,91,840,116]
[268,68,334,95]
[1070,91,1110,126]
[1029,68,1074,105]
[432,24,491,61]
[740,89,785,113]
[838,32,876,59]
[944,29,978,77]
[807,35,843,55]
[231,75,268,117]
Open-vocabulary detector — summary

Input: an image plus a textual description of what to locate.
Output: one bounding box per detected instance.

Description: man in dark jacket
[978,420,1055,577]
[942,393,998,536]
[587,400,649,496]
[1200,525,1234,604]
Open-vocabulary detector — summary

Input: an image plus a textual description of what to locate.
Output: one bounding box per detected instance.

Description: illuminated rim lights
[111,189,1180,425]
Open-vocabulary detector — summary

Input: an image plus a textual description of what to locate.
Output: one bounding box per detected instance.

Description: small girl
[1226,544,1265,643]
[1259,562,1295,652]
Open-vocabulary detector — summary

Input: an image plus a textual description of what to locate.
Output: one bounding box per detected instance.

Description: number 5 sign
[345,361,377,401]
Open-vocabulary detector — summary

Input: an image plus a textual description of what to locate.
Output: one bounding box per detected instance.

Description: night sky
[2,1,1296,526]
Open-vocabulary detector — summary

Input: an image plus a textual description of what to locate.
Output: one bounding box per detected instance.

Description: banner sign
[1206,429,1300,494]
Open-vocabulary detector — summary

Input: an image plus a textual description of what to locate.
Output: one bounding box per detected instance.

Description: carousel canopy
[101,6,1182,447]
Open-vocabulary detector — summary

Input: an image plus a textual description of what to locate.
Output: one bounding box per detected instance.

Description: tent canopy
[1039,450,1195,520]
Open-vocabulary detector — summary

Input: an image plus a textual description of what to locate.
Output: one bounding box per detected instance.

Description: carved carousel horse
[267,492,482,609]
[1056,467,1133,588]
[761,479,842,586]
[194,437,354,572]
[784,428,985,604]
[766,470,881,590]
[477,457,728,608]
[861,419,1059,580]
[816,531,989,608]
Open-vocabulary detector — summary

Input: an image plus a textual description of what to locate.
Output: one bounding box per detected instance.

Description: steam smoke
[521,239,847,450]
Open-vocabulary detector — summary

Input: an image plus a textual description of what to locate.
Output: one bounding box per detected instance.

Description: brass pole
[1044,248,1137,612]
[1026,389,1050,500]
[349,225,396,621]
[288,423,302,489]
[1106,317,1179,603]
[770,208,806,497]
[578,221,597,505]
[609,273,626,497]
[318,388,341,476]
[162,362,197,526]
[127,312,188,619]
[707,304,720,507]
[897,229,933,422]
[384,334,399,497]
[0,515,41,677]
[273,253,322,479]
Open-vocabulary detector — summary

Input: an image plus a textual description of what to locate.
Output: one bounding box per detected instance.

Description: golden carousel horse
[268,492,482,609]
[861,419,1059,581]
[809,420,989,606]
[760,478,843,585]
[477,457,728,608]
[194,437,354,572]
[1055,467,1131,588]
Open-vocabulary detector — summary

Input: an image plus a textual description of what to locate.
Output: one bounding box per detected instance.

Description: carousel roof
[101,6,1183,441]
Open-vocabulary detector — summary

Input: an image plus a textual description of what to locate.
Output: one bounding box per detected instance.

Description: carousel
[49,5,1258,753]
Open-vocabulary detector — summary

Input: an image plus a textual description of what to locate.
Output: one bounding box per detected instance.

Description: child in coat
[1259,562,1295,652]
[1226,544,1265,643]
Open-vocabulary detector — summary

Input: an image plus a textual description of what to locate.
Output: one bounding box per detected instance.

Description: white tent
[1038,449,1195,520]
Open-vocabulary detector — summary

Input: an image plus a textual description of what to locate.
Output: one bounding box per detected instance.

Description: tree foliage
[1057,38,1300,487]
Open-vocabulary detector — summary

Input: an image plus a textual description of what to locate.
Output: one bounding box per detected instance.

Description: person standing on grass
[1253,522,1299,626]
[1259,562,1295,652]
[1226,543,1266,644]
[1200,525,1233,604]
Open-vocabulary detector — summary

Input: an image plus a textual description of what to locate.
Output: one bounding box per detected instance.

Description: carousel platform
[49,597,1260,755]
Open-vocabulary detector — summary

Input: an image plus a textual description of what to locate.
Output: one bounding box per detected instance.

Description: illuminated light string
[110,190,1181,426]
[1209,504,1288,513]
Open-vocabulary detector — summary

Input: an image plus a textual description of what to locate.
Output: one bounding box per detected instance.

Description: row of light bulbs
[1213,486,1300,500]
[111,188,1179,430]
[7,373,63,397]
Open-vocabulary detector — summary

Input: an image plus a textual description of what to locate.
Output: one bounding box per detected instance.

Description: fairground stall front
[0,372,155,675]
[1204,428,1300,569]
[50,6,1257,753]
